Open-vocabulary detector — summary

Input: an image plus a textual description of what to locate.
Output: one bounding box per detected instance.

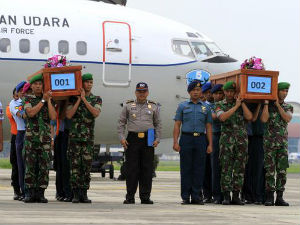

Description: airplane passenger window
[19,39,30,53]
[58,40,69,54]
[0,38,11,53]
[39,40,50,54]
[191,42,213,58]
[76,41,87,55]
[172,40,195,59]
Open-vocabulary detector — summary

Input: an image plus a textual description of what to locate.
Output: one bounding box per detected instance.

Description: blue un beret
[187,80,202,92]
[16,81,27,93]
[201,82,212,93]
[211,84,223,94]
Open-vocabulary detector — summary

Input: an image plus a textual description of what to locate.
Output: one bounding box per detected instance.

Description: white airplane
[0,0,239,146]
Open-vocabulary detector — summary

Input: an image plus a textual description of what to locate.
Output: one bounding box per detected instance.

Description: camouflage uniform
[68,94,102,189]
[23,95,52,189]
[215,99,248,193]
[263,102,293,192]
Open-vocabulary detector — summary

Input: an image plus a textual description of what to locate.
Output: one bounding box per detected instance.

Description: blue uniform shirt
[210,102,222,133]
[174,100,212,133]
[9,98,26,131]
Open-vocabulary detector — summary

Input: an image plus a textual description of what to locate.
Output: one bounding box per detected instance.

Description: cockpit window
[172,40,195,59]
[191,42,213,58]
[205,42,222,54]
[196,32,204,38]
[186,32,198,38]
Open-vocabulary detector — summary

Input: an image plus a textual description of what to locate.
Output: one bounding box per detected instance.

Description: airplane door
[102,21,132,87]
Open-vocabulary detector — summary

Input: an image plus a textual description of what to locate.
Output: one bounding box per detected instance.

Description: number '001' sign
[247,76,272,94]
[51,73,76,91]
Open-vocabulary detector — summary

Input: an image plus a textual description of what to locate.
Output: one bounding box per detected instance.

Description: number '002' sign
[51,73,76,91]
[247,76,272,94]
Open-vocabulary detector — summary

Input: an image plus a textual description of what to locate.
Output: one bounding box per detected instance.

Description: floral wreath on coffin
[241,56,265,70]
[44,55,69,68]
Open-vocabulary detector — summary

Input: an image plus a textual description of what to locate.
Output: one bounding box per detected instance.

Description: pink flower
[43,55,69,68]
[240,57,265,70]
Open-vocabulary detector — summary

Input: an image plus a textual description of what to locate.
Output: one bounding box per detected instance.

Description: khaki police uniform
[117,99,161,201]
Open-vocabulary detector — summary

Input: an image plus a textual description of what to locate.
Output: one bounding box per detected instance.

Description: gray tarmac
[0,169,299,225]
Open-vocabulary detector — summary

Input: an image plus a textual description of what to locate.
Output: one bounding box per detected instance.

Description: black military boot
[231,192,244,205]
[72,189,80,203]
[222,192,231,205]
[37,188,48,203]
[13,187,21,200]
[264,191,274,206]
[80,189,92,203]
[141,199,154,204]
[275,191,289,206]
[24,188,35,203]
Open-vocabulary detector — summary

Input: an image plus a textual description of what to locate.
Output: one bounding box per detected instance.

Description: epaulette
[126,99,134,104]
[148,100,157,105]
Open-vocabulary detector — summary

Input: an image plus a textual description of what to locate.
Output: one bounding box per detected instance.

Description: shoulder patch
[148,100,157,105]
[126,99,134,104]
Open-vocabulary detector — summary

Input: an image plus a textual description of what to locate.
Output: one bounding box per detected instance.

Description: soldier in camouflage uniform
[23,74,57,203]
[261,82,293,206]
[66,73,102,203]
[215,81,253,205]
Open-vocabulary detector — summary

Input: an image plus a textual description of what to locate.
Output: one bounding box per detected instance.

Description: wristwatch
[41,99,46,104]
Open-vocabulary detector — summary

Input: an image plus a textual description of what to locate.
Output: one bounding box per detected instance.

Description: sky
[127,0,300,102]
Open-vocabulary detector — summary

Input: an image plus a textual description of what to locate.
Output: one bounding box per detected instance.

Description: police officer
[118,82,161,204]
[201,82,213,203]
[215,81,252,205]
[210,84,224,204]
[261,82,293,206]
[23,74,57,203]
[10,81,27,200]
[66,73,102,203]
[173,80,212,205]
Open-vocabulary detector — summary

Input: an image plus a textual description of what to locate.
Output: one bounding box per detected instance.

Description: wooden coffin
[28,66,82,100]
[210,69,279,101]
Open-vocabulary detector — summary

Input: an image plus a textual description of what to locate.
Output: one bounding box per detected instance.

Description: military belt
[128,131,147,139]
[182,132,205,137]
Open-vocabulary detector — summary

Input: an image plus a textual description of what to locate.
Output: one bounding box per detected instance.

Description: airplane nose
[202,55,238,63]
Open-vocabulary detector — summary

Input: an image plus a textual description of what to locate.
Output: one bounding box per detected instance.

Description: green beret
[278,82,290,90]
[223,81,236,90]
[29,73,43,84]
[82,73,93,81]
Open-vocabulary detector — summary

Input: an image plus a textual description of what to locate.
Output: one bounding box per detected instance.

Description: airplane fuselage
[0,0,239,144]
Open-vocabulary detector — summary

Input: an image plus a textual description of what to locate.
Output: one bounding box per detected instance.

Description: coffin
[27,66,82,100]
[210,69,279,101]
